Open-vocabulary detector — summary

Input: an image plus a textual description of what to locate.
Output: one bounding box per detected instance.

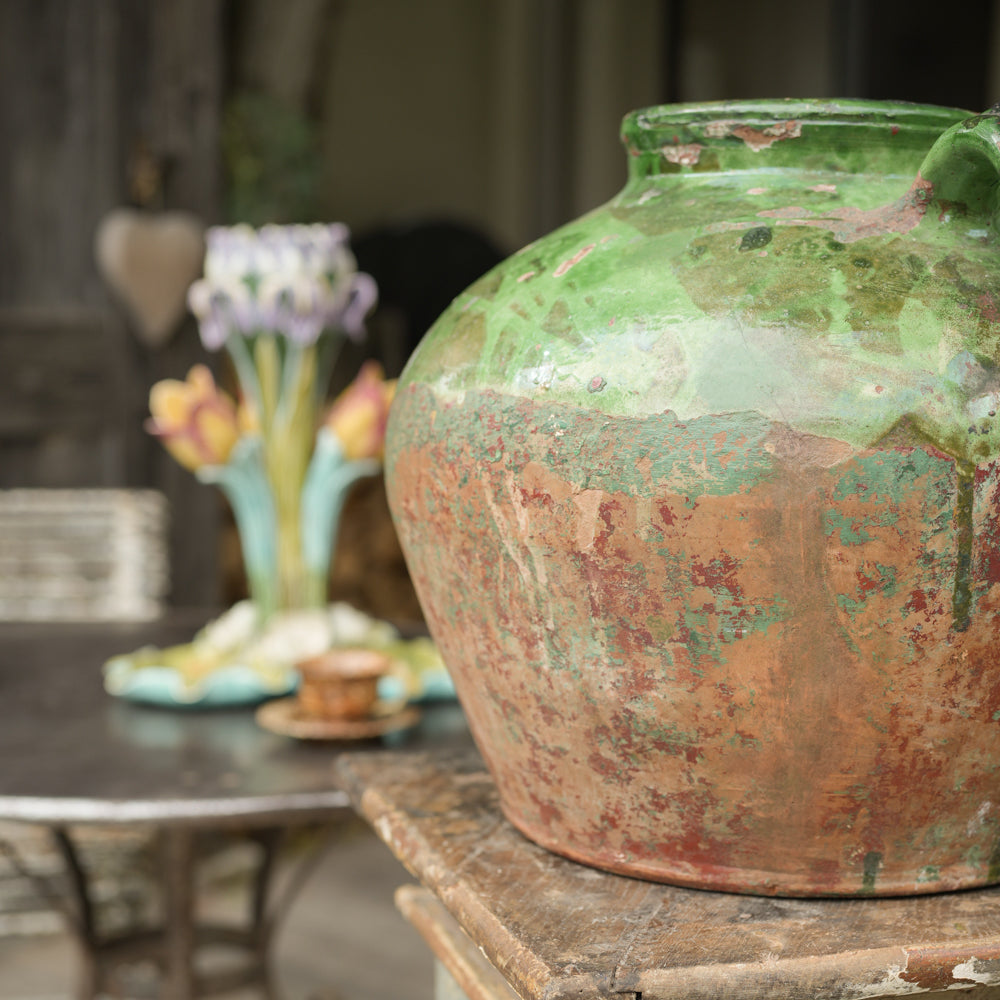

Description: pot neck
[621,99,971,181]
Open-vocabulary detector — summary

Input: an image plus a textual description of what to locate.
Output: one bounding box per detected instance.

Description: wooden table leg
[161,827,197,999]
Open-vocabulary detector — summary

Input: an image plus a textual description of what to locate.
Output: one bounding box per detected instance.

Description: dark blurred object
[667,0,995,113]
[833,0,993,110]
[352,219,506,379]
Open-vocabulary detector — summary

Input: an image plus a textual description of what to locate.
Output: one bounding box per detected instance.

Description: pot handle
[918,106,1000,229]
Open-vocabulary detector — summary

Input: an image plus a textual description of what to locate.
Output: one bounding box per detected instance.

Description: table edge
[0,789,351,827]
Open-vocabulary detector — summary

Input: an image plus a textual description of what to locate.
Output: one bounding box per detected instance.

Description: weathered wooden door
[0,0,225,608]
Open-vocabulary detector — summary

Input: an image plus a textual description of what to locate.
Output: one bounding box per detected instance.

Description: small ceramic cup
[295,648,392,720]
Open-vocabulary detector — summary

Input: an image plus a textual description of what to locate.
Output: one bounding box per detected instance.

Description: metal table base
[9,823,333,999]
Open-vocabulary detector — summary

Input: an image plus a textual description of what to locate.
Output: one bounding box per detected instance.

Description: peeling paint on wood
[338,750,1000,1000]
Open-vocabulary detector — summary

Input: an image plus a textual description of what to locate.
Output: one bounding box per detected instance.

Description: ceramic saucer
[255,697,421,741]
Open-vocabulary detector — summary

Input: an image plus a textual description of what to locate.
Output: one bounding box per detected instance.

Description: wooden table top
[0,615,470,827]
[337,749,1000,1000]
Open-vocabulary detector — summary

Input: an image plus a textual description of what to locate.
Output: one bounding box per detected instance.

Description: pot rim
[621,98,973,177]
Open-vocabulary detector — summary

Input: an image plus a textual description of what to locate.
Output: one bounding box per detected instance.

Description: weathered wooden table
[0,616,470,999]
[337,749,1000,1000]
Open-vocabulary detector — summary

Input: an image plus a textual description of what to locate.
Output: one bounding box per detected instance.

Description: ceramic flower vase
[149,224,388,620]
[386,100,1000,896]
[112,225,403,709]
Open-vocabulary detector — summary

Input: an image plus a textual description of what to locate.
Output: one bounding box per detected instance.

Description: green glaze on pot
[387,100,1000,898]
[406,101,1000,464]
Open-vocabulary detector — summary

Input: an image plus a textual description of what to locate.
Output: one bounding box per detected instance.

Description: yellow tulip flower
[324,361,397,461]
[146,365,240,471]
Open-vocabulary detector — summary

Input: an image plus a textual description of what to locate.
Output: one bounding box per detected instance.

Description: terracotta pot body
[385,100,1000,896]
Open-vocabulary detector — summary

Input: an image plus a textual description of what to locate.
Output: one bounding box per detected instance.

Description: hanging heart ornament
[95,208,206,349]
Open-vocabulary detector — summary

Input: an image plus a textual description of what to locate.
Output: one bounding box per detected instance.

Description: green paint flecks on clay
[952,462,975,631]
[861,851,883,893]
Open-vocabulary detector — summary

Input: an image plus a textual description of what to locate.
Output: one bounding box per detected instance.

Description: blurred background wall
[1,0,998,615]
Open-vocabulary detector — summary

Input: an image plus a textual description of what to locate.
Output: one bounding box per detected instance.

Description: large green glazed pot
[385,99,1000,897]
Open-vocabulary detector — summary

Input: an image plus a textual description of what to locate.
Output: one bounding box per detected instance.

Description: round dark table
[0,613,470,999]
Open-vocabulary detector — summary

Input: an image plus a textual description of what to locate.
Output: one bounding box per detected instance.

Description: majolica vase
[386,100,1000,896]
